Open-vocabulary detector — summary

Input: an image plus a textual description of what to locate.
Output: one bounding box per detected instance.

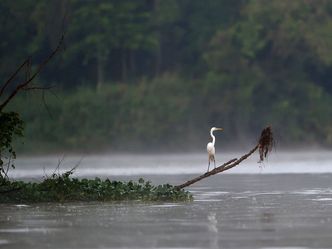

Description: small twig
[0,155,11,180]
[23,85,54,91]
[47,156,83,179]
[72,157,83,172]
[0,168,9,180]
[48,88,61,100]
[63,157,83,177]
[51,155,66,177]
[4,155,12,178]
[42,166,49,179]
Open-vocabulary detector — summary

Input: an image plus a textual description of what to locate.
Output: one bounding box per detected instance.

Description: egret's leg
[213,158,216,169]
[207,160,210,172]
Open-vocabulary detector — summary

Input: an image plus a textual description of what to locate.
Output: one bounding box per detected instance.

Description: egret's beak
[216,128,223,131]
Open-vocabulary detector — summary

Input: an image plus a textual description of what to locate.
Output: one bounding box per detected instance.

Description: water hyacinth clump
[0,175,193,203]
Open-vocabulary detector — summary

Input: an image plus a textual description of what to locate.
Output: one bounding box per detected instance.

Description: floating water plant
[0,173,192,203]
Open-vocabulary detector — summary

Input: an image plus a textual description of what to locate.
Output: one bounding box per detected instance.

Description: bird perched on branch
[207,127,223,172]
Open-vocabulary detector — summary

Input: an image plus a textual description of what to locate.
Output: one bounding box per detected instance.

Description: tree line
[2,0,332,152]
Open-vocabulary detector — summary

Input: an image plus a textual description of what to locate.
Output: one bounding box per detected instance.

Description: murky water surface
[1,151,332,248]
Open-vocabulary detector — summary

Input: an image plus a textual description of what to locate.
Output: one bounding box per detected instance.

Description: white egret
[207,127,223,172]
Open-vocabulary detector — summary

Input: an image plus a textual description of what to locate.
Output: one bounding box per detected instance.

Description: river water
[1,150,332,248]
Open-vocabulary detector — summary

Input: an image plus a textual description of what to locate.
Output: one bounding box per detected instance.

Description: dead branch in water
[176,126,274,190]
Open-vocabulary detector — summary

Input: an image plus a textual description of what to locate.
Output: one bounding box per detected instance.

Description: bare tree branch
[22,85,54,91]
[0,34,64,112]
[176,126,274,190]
[0,57,31,97]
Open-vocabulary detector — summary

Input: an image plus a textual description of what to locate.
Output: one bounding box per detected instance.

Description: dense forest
[2,0,332,153]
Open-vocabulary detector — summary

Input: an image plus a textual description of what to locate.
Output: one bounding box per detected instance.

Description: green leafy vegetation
[0,112,24,179]
[0,174,192,203]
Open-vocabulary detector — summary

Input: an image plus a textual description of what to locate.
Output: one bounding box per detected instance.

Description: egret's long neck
[210,130,216,145]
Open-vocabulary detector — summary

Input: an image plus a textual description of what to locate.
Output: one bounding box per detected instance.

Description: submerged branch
[176,126,274,190]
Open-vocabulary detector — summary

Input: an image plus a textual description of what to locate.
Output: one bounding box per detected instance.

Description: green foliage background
[2,0,332,152]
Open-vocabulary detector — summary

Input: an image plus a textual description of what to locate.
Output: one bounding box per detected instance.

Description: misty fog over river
[8,150,332,179]
[1,150,332,249]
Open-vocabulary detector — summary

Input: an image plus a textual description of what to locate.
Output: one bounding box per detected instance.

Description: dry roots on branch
[258,126,274,162]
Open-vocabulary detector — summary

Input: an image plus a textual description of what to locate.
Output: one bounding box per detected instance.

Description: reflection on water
[1,174,332,248]
[207,212,218,249]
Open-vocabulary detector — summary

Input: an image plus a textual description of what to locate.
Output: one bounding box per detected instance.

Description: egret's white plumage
[207,127,223,172]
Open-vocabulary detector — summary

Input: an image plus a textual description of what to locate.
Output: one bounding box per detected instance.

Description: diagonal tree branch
[0,34,64,112]
[176,126,274,190]
[0,57,31,97]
